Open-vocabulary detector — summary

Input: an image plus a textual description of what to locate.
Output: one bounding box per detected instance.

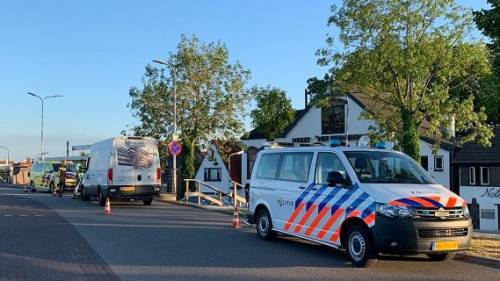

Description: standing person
[58,161,67,198]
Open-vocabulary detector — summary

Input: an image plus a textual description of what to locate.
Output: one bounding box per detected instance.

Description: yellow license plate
[433,240,459,251]
[121,186,135,192]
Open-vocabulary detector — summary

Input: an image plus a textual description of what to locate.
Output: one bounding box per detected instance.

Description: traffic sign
[168,141,182,156]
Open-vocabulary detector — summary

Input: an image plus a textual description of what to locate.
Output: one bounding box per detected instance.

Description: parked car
[28,161,57,192]
[80,136,161,206]
[247,146,472,267]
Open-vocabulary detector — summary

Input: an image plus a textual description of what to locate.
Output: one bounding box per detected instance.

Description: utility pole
[152,59,178,197]
[26,92,63,160]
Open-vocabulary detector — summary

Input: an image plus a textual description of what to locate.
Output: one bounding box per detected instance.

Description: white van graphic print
[116,146,153,169]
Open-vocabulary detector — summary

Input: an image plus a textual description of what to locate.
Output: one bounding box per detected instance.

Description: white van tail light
[107,168,113,184]
[156,168,161,183]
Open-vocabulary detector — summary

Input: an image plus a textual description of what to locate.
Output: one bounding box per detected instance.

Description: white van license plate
[121,186,135,192]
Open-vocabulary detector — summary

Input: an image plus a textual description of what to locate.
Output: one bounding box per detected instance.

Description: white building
[241,92,453,188]
[195,144,231,194]
[453,126,500,232]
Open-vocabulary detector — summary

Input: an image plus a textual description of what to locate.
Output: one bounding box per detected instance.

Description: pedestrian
[58,161,67,198]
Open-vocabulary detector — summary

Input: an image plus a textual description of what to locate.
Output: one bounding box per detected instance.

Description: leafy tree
[128,35,251,181]
[318,0,494,160]
[473,0,500,124]
[250,86,295,140]
[306,74,342,107]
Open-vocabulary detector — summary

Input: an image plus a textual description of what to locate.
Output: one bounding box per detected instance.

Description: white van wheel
[30,181,36,192]
[256,209,276,240]
[346,225,377,267]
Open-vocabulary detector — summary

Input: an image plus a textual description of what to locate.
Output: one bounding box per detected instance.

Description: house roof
[452,126,500,164]
[244,92,454,150]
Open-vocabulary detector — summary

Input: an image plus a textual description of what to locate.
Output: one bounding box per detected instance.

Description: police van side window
[256,154,281,180]
[278,152,313,182]
[315,153,347,185]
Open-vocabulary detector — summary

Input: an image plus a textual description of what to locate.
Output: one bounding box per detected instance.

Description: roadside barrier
[232,206,241,229]
[104,197,111,215]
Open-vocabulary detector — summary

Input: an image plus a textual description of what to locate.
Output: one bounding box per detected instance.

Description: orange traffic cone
[104,197,111,215]
[232,206,241,229]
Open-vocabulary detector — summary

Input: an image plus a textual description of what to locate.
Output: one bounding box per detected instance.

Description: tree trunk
[400,109,420,161]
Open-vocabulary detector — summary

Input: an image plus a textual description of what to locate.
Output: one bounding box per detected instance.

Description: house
[452,125,500,231]
[241,92,453,188]
[195,144,231,194]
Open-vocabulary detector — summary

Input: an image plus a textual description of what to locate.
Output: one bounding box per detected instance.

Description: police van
[247,146,472,267]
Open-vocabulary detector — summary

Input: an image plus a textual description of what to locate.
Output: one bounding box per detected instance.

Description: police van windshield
[343,151,436,184]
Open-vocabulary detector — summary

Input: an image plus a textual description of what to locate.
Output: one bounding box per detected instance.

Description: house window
[469,167,476,185]
[292,137,310,143]
[480,167,489,186]
[321,105,345,134]
[420,156,428,171]
[204,168,221,182]
[434,156,444,171]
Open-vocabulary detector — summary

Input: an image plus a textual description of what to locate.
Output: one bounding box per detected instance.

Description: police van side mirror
[327,171,351,188]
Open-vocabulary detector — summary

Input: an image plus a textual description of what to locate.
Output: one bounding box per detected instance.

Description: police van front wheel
[345,225,377,267]
[256,209,277,241]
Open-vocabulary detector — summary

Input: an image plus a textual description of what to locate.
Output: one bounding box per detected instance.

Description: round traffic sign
[168,141,182,156]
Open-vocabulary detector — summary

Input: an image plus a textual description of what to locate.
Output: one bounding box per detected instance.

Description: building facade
[453,126,500,231]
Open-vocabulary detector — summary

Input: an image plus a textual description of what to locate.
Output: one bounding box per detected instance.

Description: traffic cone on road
[232,206,241,229]
[104,197,111,216]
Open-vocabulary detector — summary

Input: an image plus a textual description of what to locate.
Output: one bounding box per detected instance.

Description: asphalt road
[0,184,499,281]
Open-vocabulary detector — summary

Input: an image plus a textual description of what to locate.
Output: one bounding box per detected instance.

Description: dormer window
[321,104,345,134]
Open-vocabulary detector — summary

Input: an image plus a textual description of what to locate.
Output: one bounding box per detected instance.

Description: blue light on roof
[330,138,341,147]
[374,141,386,149]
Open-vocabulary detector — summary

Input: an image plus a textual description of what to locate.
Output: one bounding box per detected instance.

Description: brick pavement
[0,194,120,281]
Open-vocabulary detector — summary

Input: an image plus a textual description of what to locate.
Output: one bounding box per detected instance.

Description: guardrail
[183,179,247,208]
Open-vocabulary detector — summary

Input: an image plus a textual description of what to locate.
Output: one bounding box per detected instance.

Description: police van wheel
[427,253,454,261]
[345,225,377,267]
[256,209,276,240]
[143,198,153,205]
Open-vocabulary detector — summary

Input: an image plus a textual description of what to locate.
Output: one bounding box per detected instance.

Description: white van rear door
[114,138,139,186]
[135,140,159,186]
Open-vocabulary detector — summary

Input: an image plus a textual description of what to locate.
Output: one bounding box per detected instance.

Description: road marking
[3,215,12,217]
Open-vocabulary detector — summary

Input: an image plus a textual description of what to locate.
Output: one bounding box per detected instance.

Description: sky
[0,0,491,161]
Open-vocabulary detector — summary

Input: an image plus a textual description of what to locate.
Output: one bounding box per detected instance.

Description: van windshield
[343,151,436,184]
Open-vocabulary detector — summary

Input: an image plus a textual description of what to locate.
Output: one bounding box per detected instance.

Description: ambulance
[247,146,472,267]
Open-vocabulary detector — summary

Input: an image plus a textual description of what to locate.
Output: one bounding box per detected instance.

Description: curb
[154,198,247,216]
[454,253,500,269]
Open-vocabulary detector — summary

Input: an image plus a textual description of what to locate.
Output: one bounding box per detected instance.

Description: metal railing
[183,179,247,208]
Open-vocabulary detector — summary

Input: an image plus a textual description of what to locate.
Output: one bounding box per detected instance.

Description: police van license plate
[121,186,135,192]
[432,240,459,251]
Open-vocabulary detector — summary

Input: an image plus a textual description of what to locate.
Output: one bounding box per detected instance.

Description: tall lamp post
[26,92,63,161]
[0,146,10,183]
[152,59,178,197]
[0,146,9,166]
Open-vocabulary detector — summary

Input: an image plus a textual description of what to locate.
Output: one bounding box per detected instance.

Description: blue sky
[0,0,491,160]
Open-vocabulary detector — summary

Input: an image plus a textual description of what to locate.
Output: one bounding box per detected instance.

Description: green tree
[473,0,500,124]
[318,0,494,160]
[128,35,251,181]
[250,86,295,140]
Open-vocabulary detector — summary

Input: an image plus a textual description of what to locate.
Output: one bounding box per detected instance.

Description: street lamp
[26,92,63,161]
[152,59,178,197]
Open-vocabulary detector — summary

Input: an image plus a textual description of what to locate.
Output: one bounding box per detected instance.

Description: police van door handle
[311,187,318,191]
[298,186,305,189]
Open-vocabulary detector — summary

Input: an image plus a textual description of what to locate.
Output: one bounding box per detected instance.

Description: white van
[247,147,471,267]
[81,136,161,206]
